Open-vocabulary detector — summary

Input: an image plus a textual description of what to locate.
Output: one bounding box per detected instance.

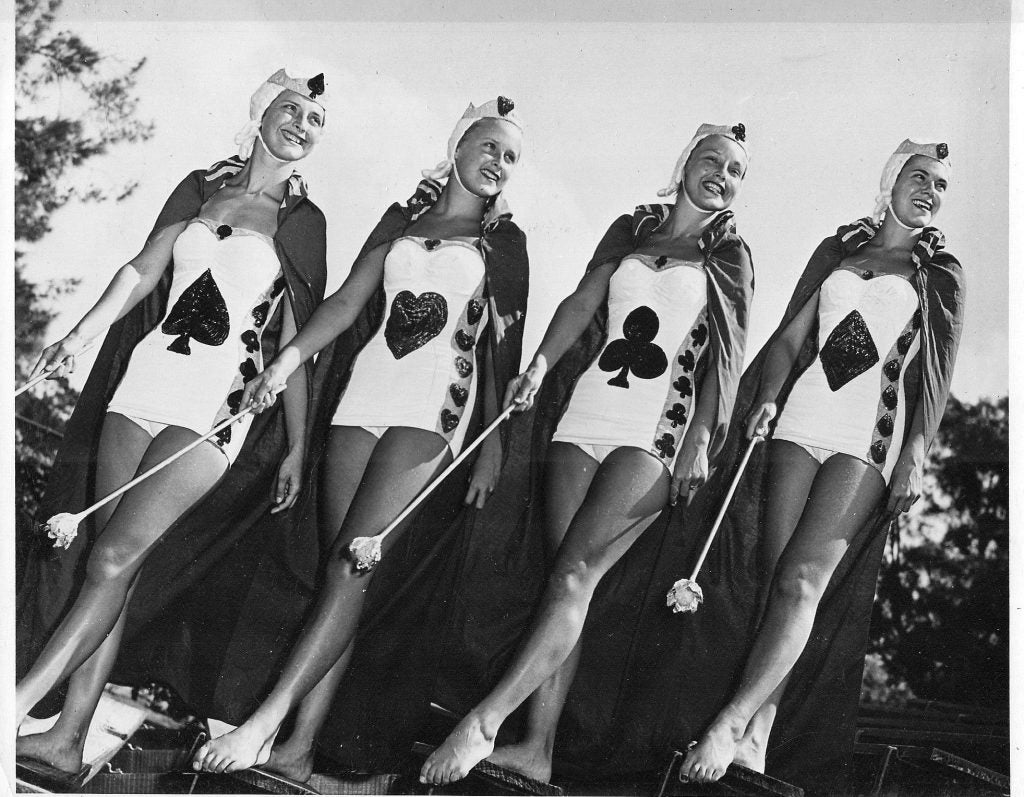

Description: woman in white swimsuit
[421,123,754,786]
[681,140,962,783]
[16,69,328,781]
[192,97,529,778]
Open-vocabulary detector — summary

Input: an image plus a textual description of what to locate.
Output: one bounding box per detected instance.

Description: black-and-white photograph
[7,1,1015,795]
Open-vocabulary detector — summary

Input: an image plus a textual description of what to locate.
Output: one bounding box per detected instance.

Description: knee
[547,556,601,602]
[324,540,369,582]
[85,541,139,584]
[770,563,827,608]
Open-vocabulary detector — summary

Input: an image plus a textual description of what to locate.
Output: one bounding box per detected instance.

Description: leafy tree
[869,396,1009,708]
[15,0,153,517]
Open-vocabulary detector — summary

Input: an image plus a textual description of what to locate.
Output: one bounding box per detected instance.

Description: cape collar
[630,204,737,256]
[837,217,947,272]
[203,156,309,208]
[404,177,511,233]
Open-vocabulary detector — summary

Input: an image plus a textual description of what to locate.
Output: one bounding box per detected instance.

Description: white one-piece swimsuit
[331,236,489,454]
[773,268,922,483]
[107,218,284,463]
[553,254,709,469]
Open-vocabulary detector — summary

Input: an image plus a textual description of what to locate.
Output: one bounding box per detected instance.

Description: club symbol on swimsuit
[215,388,245,446]
[385,291,449,359]
[161,269,230,355]
[677,350,696,373]
[666,403,688,428]
[252,301,270,328]
[239,358,258,381]
[690,323,708,347]
[654,433,676,459]
[598,306,668,389]
[673,374,693,397]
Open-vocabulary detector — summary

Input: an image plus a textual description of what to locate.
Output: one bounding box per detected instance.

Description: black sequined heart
[449,384,468,407]
[425,239,441,251]
[467,299,485,325]
[455,330,475,351]
[385,291,448,359]
[440,408,461,433]
[454,356,474,378]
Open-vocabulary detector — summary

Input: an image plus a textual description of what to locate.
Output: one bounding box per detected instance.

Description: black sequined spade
[819,310,879,391]
[307,73,325,99]
[161,269,230,355]
[384,291,448,359]
[599,306,668,389]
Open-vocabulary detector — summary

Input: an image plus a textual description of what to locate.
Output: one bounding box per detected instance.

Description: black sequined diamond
[883,359,902,382]
[881,385,898,411]
[869,440,887,464]
[655,255,668,267]
[876,414,895,437]
[819,310,879,391]
[896,328,916,355]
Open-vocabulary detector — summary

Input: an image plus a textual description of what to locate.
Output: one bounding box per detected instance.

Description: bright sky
[17,1,1011,404]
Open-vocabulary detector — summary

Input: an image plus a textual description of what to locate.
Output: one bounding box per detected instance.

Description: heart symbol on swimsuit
[385,291,449,359]
[455,330,475,351]
[440,408,461,433]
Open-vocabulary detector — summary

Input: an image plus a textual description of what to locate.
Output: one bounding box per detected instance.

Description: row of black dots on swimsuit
[437,294,487,437]
[214,275,287,447]
[866,310,922,469]
[653,308,710,461]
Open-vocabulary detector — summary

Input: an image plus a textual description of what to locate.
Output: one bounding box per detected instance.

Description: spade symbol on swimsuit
[161,269,230,355]
[598,306,668,389]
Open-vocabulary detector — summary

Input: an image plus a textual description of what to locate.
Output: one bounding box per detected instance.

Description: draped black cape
[16,156,328,698]
[307,206,757,771]
[548,219,963,794]
[80,180,530,753]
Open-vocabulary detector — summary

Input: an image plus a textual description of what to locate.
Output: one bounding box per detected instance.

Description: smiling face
[259,89,325,161]
[889,154,949,227]
[680,134,747,212]
[452,118,523,198]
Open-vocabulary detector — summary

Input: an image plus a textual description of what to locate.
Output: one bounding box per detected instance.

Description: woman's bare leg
[421,447,670,785]
[263,427,377,781]
[487,442,598,782]
[16,414,152,771]
[16,419,228,730]
[194,426,453,774]
[681,452,886,783]
[731,441,818,772]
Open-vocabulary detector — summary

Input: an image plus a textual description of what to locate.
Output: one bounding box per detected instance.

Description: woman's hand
[29,333,90,381]
[886,458,923,519]
[240,363,291,414]
[464,435,503,509]
[503,363,545,412]
[271,447,304,514]
[746,400,777,439]
[670,439,710,507]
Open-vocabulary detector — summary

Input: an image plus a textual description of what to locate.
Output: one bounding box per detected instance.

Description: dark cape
[355,206,755,771]
[97,179,531,757]
[16,156,328,702]
[560,218,963,795]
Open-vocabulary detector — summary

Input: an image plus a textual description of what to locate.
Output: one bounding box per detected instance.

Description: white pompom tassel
[348,536,383,572]
[45,512,85,550]
[666,578,704,614]
[666,435,763,615]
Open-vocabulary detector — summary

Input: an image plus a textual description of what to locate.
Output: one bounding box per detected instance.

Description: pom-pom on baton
[43,407,256,549]
[348,403,517,572]
[15,342,96,397]
[667,434,764,614]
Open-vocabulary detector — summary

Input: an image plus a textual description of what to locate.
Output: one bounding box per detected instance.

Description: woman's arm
[271,298,308,513]
[671,365,719,505]
[29,221,187,379]
[503,260,617,410]
[242,243,388,408]
[464,334,502,508]
[744,288,821,438]
[885,399,926,517]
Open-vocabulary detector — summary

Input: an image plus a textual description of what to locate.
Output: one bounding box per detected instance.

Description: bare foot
[192,719,280,774]
[732,725,767,773]
[263,737,315,783]
[680,712,746,783]
[419,712,498,785]
[17,729,85,776]
[487,742,552,783]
